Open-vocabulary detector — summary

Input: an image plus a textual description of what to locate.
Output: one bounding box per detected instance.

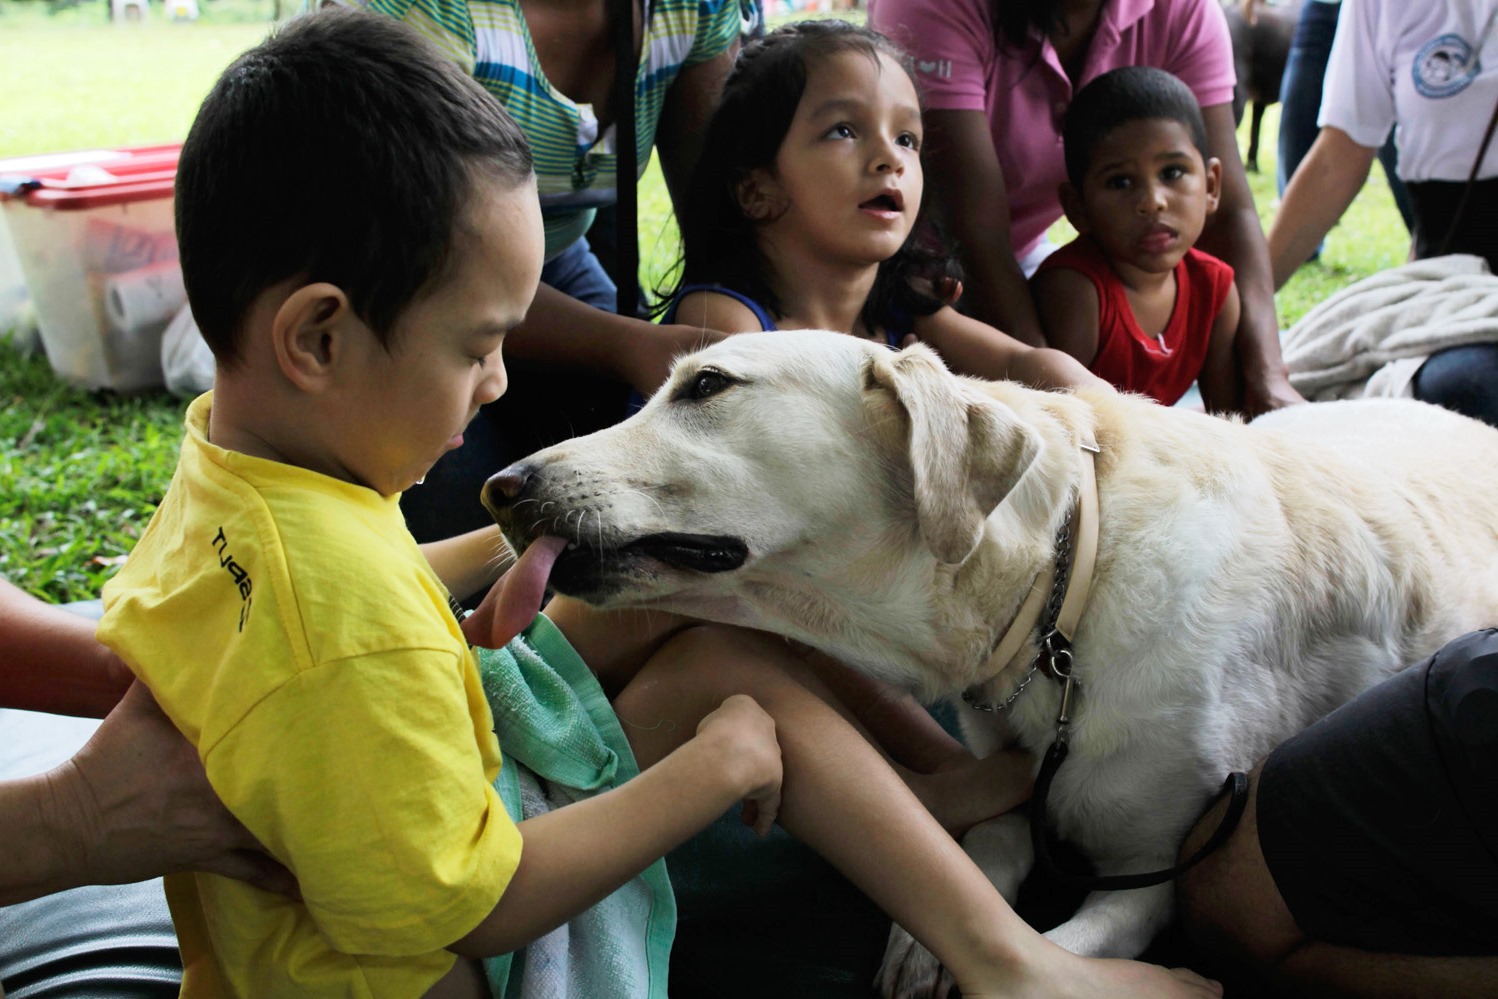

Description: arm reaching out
[0,578,131,718]
[1267,127,1378,290]
[505,283,725,397]
[913,303,1111,392]
[921,109,1048,347]
[1196,102,1303,416]
[449,693,781,957]
[1198,281,1244,415]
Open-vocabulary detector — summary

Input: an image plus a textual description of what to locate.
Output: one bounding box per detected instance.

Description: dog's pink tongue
[463,535,567,649]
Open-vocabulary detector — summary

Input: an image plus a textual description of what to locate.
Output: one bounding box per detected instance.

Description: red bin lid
[0,143,180,209]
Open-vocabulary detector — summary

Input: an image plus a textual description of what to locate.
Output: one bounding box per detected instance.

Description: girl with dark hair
[660,19,1103,392]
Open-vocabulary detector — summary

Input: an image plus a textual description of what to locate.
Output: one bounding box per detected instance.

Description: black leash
[1030,741,1250,891]
[1026,635,1251,892]
[964,444,1250,891]
[1436,100,1498,257]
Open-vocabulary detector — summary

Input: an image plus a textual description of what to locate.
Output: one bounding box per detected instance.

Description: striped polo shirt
[347,0,743,259]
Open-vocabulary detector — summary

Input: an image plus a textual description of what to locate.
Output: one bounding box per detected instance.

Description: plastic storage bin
[0,144,181,391]
[0,209,34,352]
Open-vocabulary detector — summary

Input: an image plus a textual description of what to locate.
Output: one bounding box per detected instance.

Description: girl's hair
[658,18,951,332]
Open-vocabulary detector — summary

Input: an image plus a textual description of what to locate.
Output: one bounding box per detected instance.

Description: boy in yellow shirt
[99,8,1221,998]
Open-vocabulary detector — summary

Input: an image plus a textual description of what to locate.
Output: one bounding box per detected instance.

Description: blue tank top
[663,284,911,348]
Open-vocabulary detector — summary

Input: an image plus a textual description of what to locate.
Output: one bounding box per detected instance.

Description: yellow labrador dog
[483,330,1498,991]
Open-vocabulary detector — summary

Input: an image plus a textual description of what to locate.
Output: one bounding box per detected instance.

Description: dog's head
[484,331,1043,657]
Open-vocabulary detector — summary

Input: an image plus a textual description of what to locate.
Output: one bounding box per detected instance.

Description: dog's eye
[679,369,735,402]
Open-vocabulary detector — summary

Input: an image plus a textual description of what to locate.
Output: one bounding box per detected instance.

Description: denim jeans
[1413,343,1498,429]
[541,234,619,311]
[1278,0,1414,235]
[399,236,629,547]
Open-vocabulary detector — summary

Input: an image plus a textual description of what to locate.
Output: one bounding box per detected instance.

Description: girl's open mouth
[858,191,904,215]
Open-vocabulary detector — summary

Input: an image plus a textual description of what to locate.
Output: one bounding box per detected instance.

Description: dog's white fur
[490,330,1498,991]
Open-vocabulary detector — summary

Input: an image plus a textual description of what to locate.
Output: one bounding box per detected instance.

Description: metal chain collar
[961,506,1076,713]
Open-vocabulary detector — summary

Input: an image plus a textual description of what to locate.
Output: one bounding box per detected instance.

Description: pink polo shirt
[869,0,1237,257]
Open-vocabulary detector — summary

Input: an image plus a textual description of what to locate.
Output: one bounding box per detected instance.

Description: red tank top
[1037,236,1234,406]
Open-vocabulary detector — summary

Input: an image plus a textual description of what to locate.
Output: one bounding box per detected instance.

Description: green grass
[0,14,1410,601]
[1,339,186,601]
[0,2,269,600]
[0,4,277,154]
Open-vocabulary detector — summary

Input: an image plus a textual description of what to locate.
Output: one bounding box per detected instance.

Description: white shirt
[1320,0,1498,182]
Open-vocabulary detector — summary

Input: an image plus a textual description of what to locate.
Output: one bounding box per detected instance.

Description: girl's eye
[826,123,855,140]
[1105,175,1132,190]
[897,131,921,150]
[1161,165,1186,181]
[679,369,736,401]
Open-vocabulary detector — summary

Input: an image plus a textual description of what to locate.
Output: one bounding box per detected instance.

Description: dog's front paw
[876,923,954,999]
[1040,882,1174,958]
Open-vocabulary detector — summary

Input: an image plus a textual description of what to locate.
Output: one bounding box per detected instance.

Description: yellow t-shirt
[99,393,523,997]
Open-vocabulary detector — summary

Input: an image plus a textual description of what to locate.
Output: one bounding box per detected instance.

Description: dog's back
[1250,397,1498,603]
[953,390,1498,961]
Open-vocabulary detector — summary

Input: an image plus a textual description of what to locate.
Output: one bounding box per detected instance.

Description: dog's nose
[481,464,531,514]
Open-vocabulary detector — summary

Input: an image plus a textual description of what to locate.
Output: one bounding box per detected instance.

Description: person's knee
[1176,768,1304,971]
[1412,344,1498,428]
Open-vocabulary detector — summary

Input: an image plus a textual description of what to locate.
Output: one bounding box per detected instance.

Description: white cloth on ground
[1282,254,1498,401]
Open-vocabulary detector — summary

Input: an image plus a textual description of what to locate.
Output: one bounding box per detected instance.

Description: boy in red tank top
[1031,66,1243,412]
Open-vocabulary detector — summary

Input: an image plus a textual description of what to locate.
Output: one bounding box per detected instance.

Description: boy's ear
[1058,181,1091,233]
[1203,156,1223,215]
[736,168,783,222]
[271,283,358,391]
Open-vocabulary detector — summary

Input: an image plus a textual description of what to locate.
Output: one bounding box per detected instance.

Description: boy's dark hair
[660,18,953,331]
[1063,66,1210,190]
[176,5,533,366]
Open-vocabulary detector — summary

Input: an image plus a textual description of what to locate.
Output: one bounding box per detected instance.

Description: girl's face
[744,49,924,269]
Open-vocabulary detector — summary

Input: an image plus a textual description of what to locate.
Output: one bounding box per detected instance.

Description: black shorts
[1256,629,1498,956]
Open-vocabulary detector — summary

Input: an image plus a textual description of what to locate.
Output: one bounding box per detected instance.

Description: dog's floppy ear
[867,344,1037,564]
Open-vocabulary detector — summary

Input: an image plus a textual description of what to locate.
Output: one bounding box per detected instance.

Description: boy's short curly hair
[176,5,533,366]
[1062,66,1210,189]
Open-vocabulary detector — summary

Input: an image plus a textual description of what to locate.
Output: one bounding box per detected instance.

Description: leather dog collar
[962,437,1100,711]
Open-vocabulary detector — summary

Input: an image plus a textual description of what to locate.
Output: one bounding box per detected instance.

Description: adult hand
[1241,366,1306,417]
[54,681,296,897]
